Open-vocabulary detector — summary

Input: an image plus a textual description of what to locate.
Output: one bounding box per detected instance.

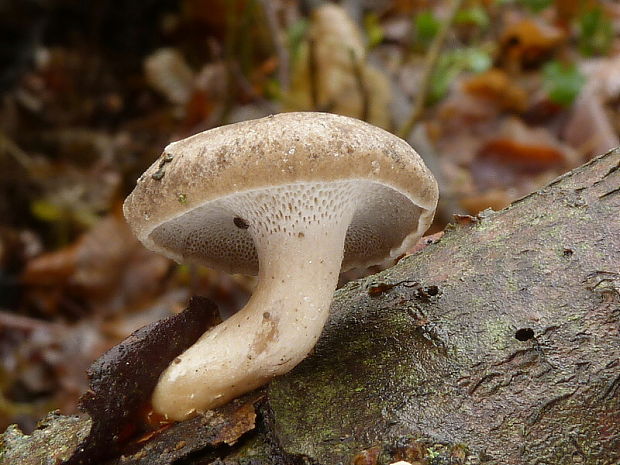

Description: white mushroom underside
[150,180,422,420]
[149,180,422,274]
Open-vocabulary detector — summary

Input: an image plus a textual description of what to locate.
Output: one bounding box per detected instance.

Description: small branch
[308,38,319,110]
[0,131,35,173]
[0,310,62,332]
[349,48,369,122]
[228,61,278,115]
[258,0,290,92]
[397,0,466,139]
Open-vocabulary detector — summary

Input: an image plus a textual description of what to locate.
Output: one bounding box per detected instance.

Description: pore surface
[148,180,421,274]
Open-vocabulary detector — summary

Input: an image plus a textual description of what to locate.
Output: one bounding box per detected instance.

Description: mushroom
[123,112,438,421]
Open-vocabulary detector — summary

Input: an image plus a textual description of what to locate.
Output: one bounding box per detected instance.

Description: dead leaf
[144,48,195,106]
[499,19,564,70]
[21,207,170,318]
[563,92,619,158]
[107,392,264,465]
[352,445,381,465]
[473,118,576,192]
[463,68,527,112]
[459,188,513,214]
[389,436,427,462]
[405,231,445,255]
[453,214,479,226]
[555,0,597,27]
[480,138,565,168]
[563,56,620,157]
[285,3,392,128]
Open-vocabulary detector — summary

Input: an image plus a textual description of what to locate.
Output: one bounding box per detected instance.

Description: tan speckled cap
[123,112,438,274]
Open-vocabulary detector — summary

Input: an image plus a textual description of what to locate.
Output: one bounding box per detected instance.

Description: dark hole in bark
[515,327,535,341]
[425,285,439,296]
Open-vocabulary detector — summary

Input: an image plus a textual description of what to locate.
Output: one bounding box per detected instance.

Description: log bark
[267,148,620,464]
[2,149,619,465]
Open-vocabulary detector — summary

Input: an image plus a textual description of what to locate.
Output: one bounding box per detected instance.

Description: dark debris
[65,296,220,465]
[107,392,265,465]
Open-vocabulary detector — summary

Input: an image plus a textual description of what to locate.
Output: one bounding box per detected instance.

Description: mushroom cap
[123,112,438,274]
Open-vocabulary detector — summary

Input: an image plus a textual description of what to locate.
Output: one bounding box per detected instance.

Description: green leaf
[364,12,384,48]
[542,61,585,106]
[414,11,441,45]
[31,200,63,222]
[264,78,281,100]
[429,58,459,104]
[461,48,492,73]
[429,47,492,103]
[518,0,553,12]
[578,7,613,57]
[455,6,490,29]
[288,18,309,63]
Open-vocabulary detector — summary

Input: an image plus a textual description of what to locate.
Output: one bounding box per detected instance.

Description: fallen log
[267,147,620,464]
[2,149,619,465]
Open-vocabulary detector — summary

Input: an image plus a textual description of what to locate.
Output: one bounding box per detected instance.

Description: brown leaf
[459,189,513,214]
[563,92,619,158]
[555,0,597,27]
[499,19,564,69]
[284,4,391,128]
[563,56,620,157]
[389,436,427,462]
[352,446,381,465]
[405,231,445,255]
[480,139,565,167]
[462,69,527,112]
[21,208,170,317]
[107,392,264,465]
[453,214,479,226]
[472,118,576,192]
[144,48,195,106]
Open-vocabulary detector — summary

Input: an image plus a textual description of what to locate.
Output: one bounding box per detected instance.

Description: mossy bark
[267,148,620,464]
[2,149,619,465]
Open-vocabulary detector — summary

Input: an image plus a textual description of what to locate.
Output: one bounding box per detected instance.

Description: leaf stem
[398,0,466,140]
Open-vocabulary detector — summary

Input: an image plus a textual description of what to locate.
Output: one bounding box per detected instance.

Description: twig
[0,131,35,173]
[397,0,466,139]
[308,38,319,110]
[306,39,336,113]
[258,0,290,92]
[229,60,278,113]
[349,48,369,122]
[0,310,62,332]
[408,124,468,221]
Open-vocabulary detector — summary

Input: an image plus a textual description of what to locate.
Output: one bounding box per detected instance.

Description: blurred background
[1,0,618,432]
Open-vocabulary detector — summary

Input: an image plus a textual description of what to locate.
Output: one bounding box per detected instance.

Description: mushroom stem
[152,183,357,421]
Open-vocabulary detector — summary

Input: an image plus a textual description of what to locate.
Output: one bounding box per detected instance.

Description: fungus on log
[123,112,438,421]
[2,149,618,465]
